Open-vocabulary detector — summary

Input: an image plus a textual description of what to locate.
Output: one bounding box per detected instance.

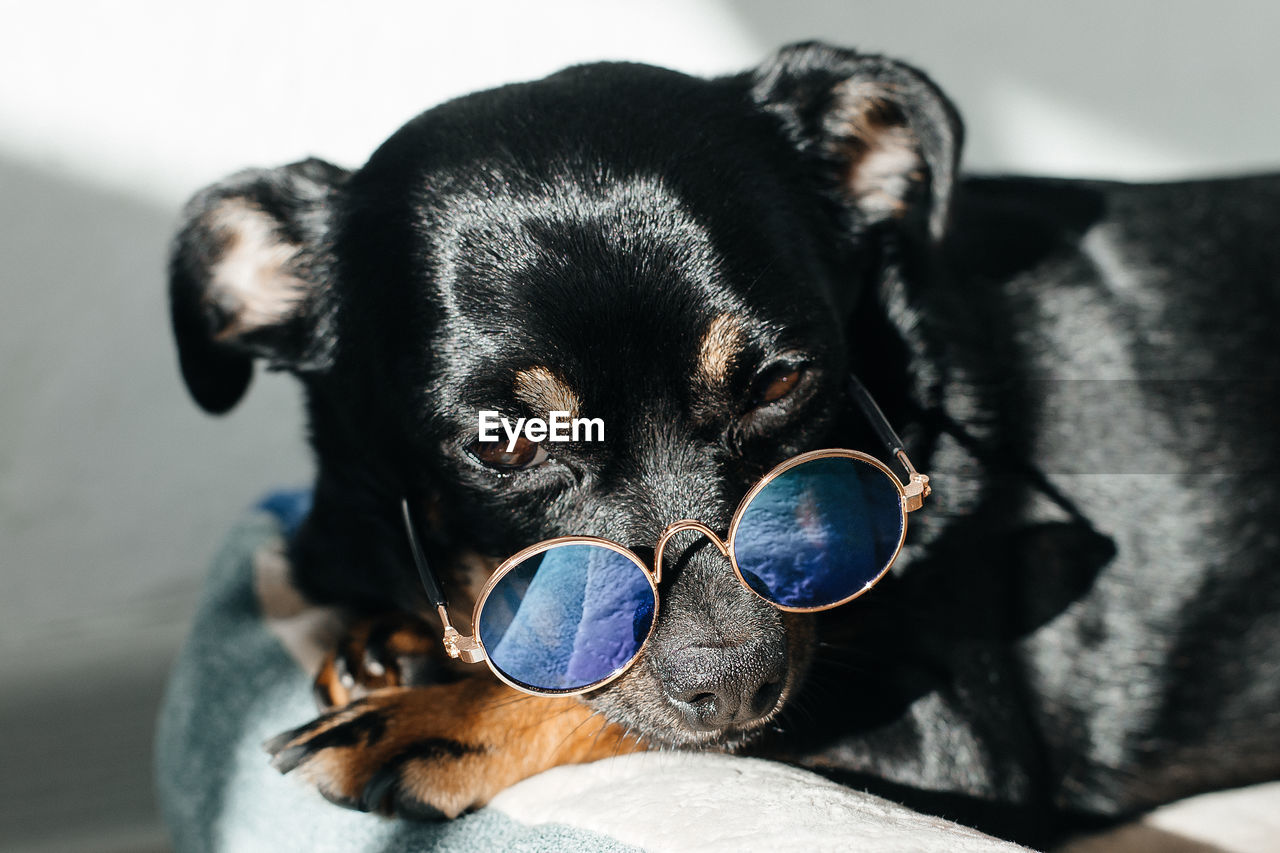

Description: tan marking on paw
[271,680,644,818]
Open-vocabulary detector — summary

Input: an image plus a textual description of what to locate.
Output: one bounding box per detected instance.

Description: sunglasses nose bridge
[653,519,729,584]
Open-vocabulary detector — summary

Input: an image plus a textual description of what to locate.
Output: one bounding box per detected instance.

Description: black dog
[169,42,1280,846]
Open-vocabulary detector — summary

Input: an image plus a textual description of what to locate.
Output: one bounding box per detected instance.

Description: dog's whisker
[551,709,604,759]
[808,653,870,676]
[585,714,614,754]
[777,694,818,730]
[506,703,583,739]
[610,726,635,761]
[479,693,537,712]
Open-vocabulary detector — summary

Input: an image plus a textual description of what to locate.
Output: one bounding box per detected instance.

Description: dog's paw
[313,613,448,709]
[265,679,645,819]
[264,688,479,819]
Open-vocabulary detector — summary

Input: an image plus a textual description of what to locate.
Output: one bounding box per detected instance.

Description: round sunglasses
[402,375,930,697]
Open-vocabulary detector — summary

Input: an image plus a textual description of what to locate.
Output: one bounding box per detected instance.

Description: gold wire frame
[427,446,929,697]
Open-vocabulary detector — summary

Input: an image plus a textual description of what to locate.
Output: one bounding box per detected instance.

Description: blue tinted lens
[731,456,904,609]
[477,543,656,692]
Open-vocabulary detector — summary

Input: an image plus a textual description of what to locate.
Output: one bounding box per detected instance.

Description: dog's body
[779,172,1280,842]
[170,44,1280,846]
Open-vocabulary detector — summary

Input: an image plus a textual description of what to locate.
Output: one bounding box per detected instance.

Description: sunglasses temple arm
[848,375,931,511]
[399,498,486,663]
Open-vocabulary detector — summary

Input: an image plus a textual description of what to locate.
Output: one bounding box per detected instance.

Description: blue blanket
[154,497,1027,852]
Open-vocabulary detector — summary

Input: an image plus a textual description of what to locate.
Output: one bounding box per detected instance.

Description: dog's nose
[659,637,786,730]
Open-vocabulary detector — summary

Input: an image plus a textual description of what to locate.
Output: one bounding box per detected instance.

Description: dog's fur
[169,43,1280,846]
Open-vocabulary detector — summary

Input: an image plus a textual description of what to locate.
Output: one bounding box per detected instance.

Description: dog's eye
[752,364,805,406]
[467,436,549,471]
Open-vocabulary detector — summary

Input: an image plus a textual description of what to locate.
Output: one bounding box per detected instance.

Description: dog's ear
[750,42,963,243]
[169,157,349,414]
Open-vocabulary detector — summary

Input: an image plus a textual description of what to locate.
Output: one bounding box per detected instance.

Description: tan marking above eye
[696,313,745,387]
[513,366,580,418]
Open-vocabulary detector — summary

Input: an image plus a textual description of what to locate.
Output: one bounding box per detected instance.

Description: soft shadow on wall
[0,157,310,654]
[0,155,310,853]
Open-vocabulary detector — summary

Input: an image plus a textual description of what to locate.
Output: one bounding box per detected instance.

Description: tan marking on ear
[206,199,308,338]
[696,313,744,388]
[832,82,924,220]
[513,366,580,418]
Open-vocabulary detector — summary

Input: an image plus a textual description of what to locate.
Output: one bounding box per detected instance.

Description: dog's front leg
[311,612,449,709]
[265,679,645,819]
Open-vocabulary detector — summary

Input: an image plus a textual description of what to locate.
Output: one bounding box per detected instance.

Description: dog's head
[169,43,961,748]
